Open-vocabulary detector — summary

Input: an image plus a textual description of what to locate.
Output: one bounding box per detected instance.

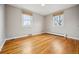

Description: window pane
[23,14,32,26]
[53,14,64,27]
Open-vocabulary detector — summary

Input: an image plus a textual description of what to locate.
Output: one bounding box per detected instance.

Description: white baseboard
[67,36,79,40]
[6,32,44,40]
[47,32,79,40]
[6,35,29,40]
[0,39,6,51]
[32,32,44,35]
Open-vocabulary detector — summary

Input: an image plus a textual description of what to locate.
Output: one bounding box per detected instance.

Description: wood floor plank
[0,33,79,54]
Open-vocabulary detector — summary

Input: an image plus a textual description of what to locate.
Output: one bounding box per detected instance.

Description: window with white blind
[22,13,32,27]
[53,11,64,27]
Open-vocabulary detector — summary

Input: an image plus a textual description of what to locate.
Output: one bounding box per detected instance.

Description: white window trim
[22,14,32,28]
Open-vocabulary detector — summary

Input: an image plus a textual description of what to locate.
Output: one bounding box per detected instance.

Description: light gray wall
[0,5,5,50]
[5,5,79,40]
[32,13,44,35]
[5,5,23,39]
[5,5,44,39]
[45,5,79,40]
[64,5,79,39]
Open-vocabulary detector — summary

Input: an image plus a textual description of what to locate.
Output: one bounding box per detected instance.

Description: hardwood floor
[0,33,79,54]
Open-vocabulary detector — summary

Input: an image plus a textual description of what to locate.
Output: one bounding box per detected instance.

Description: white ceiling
[10,4,77,16]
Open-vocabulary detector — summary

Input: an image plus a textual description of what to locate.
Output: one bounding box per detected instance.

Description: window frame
[53,12,64,27]
[22,13,32,27]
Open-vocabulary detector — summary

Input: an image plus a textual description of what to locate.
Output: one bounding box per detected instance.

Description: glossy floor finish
[0,33,79,54]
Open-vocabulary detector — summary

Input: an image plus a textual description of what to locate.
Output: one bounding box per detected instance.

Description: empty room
[0,4,79,54]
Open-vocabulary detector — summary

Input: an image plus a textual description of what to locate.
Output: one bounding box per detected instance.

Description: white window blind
[53,11,64,27]
[22,13,32,27]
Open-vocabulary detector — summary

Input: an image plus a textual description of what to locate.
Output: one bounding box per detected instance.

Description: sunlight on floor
[51,40,64,53]
[21,41,32,54]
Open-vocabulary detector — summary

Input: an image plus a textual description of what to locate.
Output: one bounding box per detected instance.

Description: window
[22,14,32,27]
[53,11,64,27]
